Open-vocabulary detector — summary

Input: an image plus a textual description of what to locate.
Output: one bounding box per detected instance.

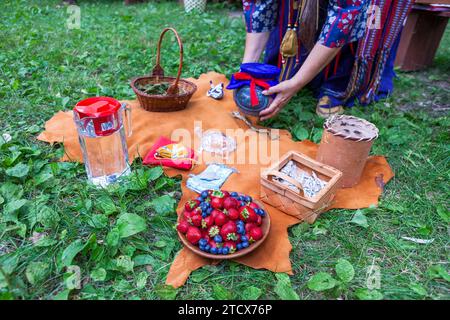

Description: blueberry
[210,247,218,254]
[207,207,213,214]
[222,247,229,255]
[241,236,248,242]
[202,212,207,218]
[196,196,203,202]
[231,192,238,198]
[199,245,206,251]
[240,201,246,207]
[259,209,266,216]
[214,235,222,243]
[245,196,252,202]
[237,226,245,235]
[217,247,223,254]
[237,220,245,225]
[201,191,209,199]
[199,239,206,246]
[205,244,211,251]
[236,243,243,250]
[242,241,249,248]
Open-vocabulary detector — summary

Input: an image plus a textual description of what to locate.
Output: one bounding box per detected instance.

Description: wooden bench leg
[395,10,449,71]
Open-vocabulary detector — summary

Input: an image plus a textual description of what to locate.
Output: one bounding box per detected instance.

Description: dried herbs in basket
[136,82,170,95]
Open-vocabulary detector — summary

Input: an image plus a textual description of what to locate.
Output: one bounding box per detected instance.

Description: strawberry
[208,239,220,249]
[201,229,210,241]
[176,220,189,234]
[201,215,214,229]
[221,190,230,198]
[186,226,202,244]
[211,190,225,198]
[184,199,199,212]
[249,226,263,241]
[220,221,238,241]
[227,208,239,220]
[183,210,193,221]
[239,206,258,222]
[190,214,202,227]
[248,202,260,210]
[214,211,228,226]
[211,197,224,209]
[192,207,202,216]
[223,197,238,210]
[248,210,258,222]
[210,209,221,220]
[208,225,220,238]
[223,241,237,253]
[255,215,262,226]
[245,222,257,234]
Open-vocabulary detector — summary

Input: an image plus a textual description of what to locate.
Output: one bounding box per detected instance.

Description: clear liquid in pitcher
[78,122,131,187]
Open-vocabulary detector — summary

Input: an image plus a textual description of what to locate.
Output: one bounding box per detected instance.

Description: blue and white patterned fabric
[243,0,368,48]
[241,0,402,109]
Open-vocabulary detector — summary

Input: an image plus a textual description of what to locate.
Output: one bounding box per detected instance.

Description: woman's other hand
[259,79,300,120]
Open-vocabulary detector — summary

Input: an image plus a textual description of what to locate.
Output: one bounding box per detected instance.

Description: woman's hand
[259,79,300,120]
[258,44,340,121]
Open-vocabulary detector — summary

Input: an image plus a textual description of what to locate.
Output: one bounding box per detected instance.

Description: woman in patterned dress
[241,0,411,119]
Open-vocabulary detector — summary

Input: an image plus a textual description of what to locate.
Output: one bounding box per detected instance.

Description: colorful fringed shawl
[346,0,414,103]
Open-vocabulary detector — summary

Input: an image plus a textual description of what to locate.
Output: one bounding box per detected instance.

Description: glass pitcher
[73,97,132,187]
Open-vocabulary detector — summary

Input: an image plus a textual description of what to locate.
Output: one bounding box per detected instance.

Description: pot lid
[74,97,121,118]
[323,115,379,141]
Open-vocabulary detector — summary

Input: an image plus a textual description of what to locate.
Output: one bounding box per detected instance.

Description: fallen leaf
[29,232,47,244]
[2,133,12,143]
[401,237,434,244]
[350,210,369,228]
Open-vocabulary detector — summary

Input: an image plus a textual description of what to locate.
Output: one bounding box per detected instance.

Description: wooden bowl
[177,199,271,260]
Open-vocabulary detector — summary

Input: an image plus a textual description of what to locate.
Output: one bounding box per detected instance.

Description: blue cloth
[226,62,281,90]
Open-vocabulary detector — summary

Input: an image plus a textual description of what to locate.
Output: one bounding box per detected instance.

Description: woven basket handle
[152,27,183,90]
[266,170,304,194]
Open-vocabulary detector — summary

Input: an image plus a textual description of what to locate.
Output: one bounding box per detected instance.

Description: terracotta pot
[316,115,378,188]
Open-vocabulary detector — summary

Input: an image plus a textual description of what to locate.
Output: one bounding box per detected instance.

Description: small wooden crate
[260,151,342,223]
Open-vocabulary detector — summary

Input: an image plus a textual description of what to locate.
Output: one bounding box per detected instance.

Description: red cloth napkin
[143,136,195,170]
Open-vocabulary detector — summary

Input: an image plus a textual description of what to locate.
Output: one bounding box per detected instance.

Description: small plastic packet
[186,163,238,193]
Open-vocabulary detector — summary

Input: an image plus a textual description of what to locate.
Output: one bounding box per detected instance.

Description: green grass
[0,0,449,300]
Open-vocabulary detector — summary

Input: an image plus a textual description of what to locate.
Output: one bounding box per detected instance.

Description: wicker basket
[130,28,197,112]
[184,0,207,13]
[260,151,342,223]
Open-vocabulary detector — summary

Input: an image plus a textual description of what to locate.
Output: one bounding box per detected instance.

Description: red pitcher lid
[74,97,121,118]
